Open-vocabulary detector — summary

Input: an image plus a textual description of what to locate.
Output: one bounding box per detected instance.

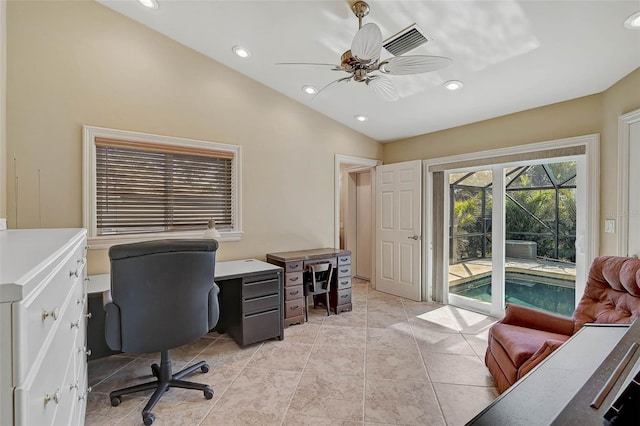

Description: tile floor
[85,279,499,426]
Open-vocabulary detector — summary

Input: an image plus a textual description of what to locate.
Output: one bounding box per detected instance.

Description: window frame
[82,125,242,249]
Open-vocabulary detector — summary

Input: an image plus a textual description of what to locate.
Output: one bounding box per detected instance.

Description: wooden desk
[468,322,636,425]
[266,248,352,327]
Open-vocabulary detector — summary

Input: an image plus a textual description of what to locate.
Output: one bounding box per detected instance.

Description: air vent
[383,24,431,56]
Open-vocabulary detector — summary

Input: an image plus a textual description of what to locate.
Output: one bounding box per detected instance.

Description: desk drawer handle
[42,308,58,321]
[340,269,349,273]
[340,258,349,262]
[289,276,299,282]
[289,290,300,295]
[290,305,300,310]
[291,263,300,269]
[340,294,349,299]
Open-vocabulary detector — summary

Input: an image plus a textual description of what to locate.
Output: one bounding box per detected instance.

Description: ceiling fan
[277,1,453,102]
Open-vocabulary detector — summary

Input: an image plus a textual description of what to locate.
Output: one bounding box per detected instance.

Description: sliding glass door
[445,160,578,316]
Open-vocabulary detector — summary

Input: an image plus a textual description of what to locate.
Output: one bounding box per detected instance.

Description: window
[83,126,241,247]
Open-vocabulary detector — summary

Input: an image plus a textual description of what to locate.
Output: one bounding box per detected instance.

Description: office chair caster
[204,387,214,400]
[200,363,210,374]
[143,412,155,425]
[110,396,121,407]
[151,363,160,378]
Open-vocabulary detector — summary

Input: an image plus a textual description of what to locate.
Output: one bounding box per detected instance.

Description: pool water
[450,273,575,316]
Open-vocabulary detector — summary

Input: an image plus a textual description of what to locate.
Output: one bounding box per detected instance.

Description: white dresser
[0,228,89,426]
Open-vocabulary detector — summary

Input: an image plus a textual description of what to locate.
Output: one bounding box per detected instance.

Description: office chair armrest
[103,290,122,351]
[208,283,221,330]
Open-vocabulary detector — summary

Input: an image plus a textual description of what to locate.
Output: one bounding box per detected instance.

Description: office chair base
[109,349,213,425]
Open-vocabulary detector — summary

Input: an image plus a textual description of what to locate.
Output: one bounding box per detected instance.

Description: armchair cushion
[490,322,570,368]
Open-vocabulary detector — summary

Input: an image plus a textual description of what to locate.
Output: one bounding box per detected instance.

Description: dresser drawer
[14,317,77,426]
[336,276,352,290]
[285,300,304,318]
[284,285,303,301]
[15,241,86,382]
[338,254,351,265]
[243,276,279,299]
[244,294,280,315]
[284,271,303,287]
[285,261,303,272]
[336,265,352,278]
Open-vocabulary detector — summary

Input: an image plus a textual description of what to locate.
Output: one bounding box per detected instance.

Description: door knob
[408,235,421,240]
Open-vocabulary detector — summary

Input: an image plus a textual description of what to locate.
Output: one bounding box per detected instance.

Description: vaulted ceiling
[99,0,640,142]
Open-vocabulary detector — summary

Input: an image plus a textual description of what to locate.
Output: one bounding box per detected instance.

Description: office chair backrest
[108,239,218,353]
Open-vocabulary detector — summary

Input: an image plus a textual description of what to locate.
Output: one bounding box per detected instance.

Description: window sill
[87,231,242,250]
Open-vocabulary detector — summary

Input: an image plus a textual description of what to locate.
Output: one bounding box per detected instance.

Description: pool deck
[449,257,576,287]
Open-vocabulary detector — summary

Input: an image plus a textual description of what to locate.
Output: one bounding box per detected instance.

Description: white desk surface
[87,258,281,293]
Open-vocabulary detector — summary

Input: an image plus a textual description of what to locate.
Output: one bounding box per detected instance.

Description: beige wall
[6,1,382,274]
[384,67,640,256]
[0,0,6,220]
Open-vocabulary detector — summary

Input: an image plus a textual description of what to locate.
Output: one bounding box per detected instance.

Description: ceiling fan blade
[315,76,353,98]
[351,23,383,62]
[367,75,399,102]
[275,62,343,71]
[379,55,453,75]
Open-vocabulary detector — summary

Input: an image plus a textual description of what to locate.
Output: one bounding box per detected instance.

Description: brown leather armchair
[485,256,640,393]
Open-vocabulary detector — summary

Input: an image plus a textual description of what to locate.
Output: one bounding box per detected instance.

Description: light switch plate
[604,219,615,233]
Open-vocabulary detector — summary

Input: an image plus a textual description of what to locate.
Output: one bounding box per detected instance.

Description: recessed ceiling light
[443,80,464,91]
[232,46,251,59]
[302,85,318,95]
[624,11,640,29]
[354,115,368,122]
[138,0,159,10]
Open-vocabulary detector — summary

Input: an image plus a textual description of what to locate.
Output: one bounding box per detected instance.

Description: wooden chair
[304,263,333,321]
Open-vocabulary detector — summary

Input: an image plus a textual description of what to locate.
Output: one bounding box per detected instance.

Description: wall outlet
[604,219,615,234]
[0,218,6,231]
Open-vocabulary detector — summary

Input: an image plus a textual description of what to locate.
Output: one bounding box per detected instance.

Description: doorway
[335,155,380,285]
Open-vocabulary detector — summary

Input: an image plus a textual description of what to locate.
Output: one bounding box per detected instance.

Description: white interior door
[626,119,640,256]
[375,160,422,301]
[356,171,372,280]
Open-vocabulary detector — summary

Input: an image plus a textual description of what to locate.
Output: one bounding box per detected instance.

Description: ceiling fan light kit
[276,1,453,102]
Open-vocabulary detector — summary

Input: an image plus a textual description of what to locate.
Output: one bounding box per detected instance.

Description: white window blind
[94,137,235,236]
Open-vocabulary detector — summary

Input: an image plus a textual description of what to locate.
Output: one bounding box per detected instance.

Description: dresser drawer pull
[69,381,78,391]
[78,346,92,356]
[340,257,349,262]
[69,270,79,278]
[44,389,60,405]
[77,297,85,305]
[85,312,92,319]
[340,294,349,299]
[78,387,92,401]
[70,321,80,329]
[290,305,300,310]
[340,269,349,273]
[291,263,300,269]
[289,290,300,295]
[42,308,58,321]
[289,276,299,282]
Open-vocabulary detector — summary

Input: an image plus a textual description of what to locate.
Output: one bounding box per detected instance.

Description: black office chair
[104,239,219,426]
[303,262,333,321]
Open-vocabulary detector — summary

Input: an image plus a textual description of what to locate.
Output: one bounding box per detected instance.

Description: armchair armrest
[518,338,566,378]
[502,303,575,336]
[103,290,122,351]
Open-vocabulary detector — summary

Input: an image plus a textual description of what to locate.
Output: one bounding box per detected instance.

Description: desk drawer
[243,277,279,299]
[244,294,280,315]
[285,261,303,272]
[336,276,352,290]
[243,308,281,345]
[338,255,351,265]
[284,285,303,301]
[334,289,351,305]
[285,300,304,318]
[336,265,352,278]
[284,271,303,287]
